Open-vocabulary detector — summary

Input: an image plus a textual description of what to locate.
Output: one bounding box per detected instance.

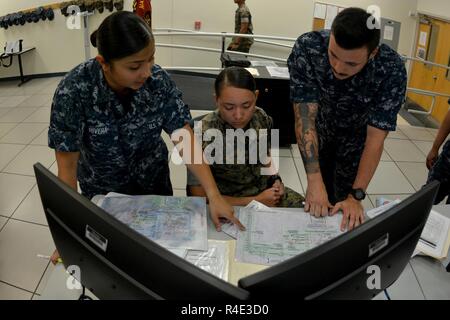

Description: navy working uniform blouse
[48,59,192,199]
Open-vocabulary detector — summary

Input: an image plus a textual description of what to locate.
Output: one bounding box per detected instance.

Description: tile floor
[0,77,445,299]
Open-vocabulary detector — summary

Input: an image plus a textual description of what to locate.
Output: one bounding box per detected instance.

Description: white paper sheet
[314,3,327,19]
[416,210,450,259]
[245,67,260,76]
[419,31,428,47]
[221,201,271,239]
[250,60,277,67]
[236,208,345,266]
[168,248,187,258]
[325,5,339,29]
[266,66,289,79]
[383,26,395,41]
[366,199,402,219]
[221,210,241,240]
[411,249,426,258]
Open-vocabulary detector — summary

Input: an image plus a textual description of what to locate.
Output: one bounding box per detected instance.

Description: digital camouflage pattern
[49,59,191,199]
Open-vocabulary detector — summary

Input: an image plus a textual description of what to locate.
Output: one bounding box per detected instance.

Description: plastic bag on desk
[185,240,230,281]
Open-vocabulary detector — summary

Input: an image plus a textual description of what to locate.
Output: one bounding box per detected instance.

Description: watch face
[354,189,366,200]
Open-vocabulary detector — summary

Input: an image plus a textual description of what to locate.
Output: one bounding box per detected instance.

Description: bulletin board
[312,2,346,31]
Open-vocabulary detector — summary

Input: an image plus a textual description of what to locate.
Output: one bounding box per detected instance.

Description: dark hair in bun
[90,11,154,62]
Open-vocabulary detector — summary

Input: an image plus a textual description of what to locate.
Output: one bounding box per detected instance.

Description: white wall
[417,0,450,20]
[168,0,420,69]
[0,0,423,79]
[0,0,139,79]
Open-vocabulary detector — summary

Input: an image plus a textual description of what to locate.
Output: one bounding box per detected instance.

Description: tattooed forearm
[293,103,320,174]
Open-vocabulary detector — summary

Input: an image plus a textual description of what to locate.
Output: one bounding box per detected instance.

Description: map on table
[100,193,208,251]
[236,207,345,266]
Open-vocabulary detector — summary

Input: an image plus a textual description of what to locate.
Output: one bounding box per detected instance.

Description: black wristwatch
[266,175,282,188]
[350,188,366,201]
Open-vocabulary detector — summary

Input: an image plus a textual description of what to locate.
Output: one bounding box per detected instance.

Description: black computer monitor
[238,181,440,300]
[33,163,249,300]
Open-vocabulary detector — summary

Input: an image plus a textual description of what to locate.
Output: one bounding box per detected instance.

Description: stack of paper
[416,210,450,260]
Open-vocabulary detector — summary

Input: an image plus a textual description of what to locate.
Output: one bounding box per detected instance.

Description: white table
[1,47,36,86]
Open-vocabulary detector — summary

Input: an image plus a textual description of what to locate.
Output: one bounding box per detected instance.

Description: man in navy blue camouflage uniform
[288,8,407,231]
[426,107,450,204]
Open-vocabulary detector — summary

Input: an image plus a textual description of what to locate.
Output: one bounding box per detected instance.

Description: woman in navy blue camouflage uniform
[49,11,244,242]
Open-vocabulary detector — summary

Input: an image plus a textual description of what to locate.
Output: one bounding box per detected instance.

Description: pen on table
[37,254,63,264]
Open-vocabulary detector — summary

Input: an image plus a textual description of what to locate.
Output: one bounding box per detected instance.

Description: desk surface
[39,205,450,300]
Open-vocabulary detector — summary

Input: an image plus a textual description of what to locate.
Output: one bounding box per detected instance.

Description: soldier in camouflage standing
[426,106,450,204]
[133,0,151,28]
[288,8,407,231]
[187,67,304,208]
[227,0,254,53]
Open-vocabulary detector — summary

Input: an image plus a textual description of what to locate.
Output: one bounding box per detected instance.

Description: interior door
[407,16,450,123]
[431,19,450,122]
[408,19,435,111]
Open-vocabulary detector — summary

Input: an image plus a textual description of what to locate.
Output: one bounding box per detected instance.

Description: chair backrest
[220,53,250,68]
[189,113,209,129]
[186,113,210,197]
